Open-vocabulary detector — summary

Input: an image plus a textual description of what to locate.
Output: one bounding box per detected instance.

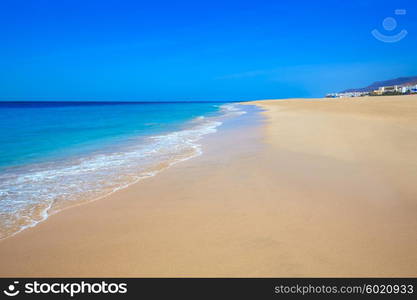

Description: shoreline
[1,95,416,277]
[0,103,244,240]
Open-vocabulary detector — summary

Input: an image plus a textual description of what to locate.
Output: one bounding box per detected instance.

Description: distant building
[327,83,417,98]
[326,91,368,98]
[401,84,417,93]
[373,85,401,95]
[381,85,399,93]
[325,93,339,98]
[405,84,417,94]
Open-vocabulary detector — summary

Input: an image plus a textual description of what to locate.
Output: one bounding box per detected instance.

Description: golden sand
[0,95,416,277]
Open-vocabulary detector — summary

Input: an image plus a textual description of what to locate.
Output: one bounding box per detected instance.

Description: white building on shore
[400,84,417,93]
[327,83,417,98]
[325,91,368,98]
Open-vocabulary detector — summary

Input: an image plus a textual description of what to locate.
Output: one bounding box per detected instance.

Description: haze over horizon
[1,0,417,101]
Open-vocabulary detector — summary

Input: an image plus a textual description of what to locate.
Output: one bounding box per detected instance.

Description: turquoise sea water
[0,101,248,239]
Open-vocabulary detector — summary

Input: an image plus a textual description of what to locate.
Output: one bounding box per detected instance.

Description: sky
[1,0,417,101]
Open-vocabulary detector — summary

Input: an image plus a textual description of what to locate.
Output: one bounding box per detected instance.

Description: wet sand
[0,95,416,277]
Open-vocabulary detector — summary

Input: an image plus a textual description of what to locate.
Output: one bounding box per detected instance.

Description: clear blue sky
[1,0,417,101]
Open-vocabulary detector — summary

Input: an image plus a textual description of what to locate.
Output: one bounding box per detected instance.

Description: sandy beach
[0,95,416,277]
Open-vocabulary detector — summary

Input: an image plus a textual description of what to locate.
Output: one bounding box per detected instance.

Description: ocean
[0,101,248,239]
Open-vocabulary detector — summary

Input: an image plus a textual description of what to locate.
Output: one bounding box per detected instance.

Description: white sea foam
[219,103,247,117]
[0,104,246,239]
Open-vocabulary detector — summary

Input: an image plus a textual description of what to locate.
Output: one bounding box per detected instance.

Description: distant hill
[342,76,417,93]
